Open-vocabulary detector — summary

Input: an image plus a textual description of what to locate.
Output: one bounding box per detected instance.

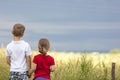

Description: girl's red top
[33,54,55,79]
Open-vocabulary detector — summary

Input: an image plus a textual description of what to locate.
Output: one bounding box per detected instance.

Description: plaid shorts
[9,71,28,80]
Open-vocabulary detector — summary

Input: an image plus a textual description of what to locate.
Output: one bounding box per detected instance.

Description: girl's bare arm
[50,65,56,72]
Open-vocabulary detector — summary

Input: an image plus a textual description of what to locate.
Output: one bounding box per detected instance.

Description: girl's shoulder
[34,54,41,58]
[34,54,41,57]
[46,55,54,59]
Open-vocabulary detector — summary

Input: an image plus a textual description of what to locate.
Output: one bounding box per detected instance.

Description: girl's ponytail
[38,38,50,56]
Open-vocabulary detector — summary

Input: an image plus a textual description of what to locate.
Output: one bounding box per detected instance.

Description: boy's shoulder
[6,41,13,48]
[6,40,30,48]
[21,40,29,45]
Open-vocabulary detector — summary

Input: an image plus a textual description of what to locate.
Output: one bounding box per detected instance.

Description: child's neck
[13,36,21,41]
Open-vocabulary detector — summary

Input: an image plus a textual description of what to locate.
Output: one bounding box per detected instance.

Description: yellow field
[0,48,120,80]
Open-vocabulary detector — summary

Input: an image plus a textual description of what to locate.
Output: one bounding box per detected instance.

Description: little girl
[28,38,55,80]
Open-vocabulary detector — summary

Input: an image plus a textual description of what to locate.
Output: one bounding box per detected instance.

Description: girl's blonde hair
[38,38,50,56]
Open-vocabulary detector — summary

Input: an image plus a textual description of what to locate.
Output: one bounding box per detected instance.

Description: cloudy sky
[0,0,120,52]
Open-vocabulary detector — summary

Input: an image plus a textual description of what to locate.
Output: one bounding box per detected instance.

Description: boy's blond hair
[12,23,25,37]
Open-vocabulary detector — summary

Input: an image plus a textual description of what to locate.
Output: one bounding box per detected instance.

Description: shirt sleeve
[50,57,55,65]
[25,43,32,56]
[6,46,11,56]
[33,56,37,64]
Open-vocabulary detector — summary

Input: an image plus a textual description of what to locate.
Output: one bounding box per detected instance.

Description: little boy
[6,23,32,80]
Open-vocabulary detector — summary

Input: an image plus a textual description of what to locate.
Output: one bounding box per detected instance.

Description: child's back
[33,54,54,79]
[28,38,55,80]
[6,23,32,80]
[7,40,31,71]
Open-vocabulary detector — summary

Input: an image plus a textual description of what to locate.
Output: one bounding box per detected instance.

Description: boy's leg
[20,71,28,80]
[9,71,28,80]
[9,72,17,80]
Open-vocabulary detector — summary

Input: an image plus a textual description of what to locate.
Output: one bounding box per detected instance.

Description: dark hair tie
[39,48,47,56]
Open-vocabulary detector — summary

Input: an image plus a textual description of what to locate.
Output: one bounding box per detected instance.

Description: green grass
[1,48,120,80]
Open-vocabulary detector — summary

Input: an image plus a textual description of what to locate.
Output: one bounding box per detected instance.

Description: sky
[0,0,120,52]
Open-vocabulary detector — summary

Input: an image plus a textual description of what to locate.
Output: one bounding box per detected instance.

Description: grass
[0,48,120,80]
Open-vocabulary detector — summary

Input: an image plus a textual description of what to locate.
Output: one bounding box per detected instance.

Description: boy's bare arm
[26,56,31,71]
[6,56,11,65]
[28,63,37,78]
